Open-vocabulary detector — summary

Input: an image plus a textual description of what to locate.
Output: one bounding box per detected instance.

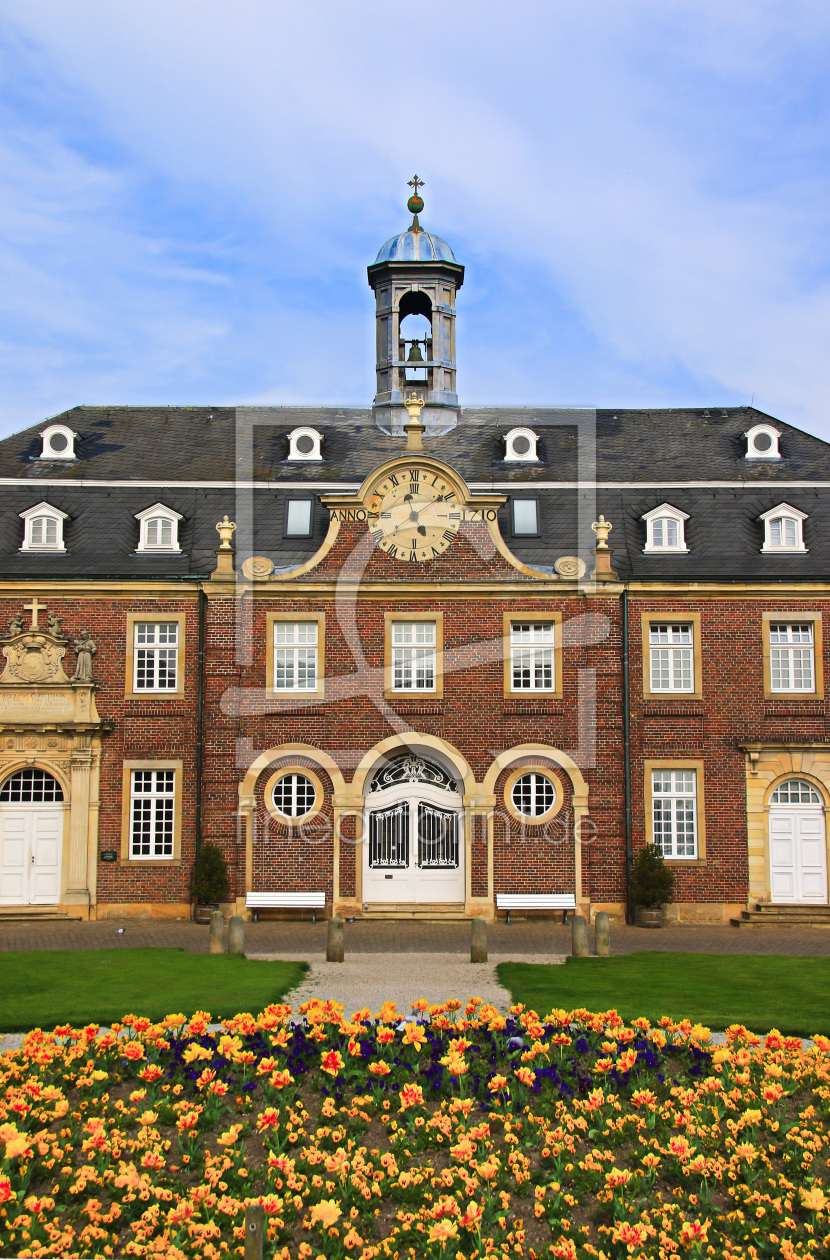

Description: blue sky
[2,1,830,439]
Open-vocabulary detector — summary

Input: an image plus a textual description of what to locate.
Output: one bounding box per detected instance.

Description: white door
[0,769,64,906]
[769,780,828,905]
[362,756,465,904]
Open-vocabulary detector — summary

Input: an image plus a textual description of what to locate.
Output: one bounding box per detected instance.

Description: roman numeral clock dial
[366,467,460,562]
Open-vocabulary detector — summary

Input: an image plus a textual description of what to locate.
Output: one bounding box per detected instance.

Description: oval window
[511,772,555,817]
[272,773,316,818]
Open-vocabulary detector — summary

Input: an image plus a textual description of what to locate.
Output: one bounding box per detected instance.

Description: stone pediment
[0,632,70,686]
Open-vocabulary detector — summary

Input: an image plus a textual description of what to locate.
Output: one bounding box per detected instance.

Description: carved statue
[47,611,63,638]
[72,630,97,683]
[7,612,23,638]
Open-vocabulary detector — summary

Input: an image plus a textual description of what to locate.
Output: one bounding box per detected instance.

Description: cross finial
[23,597,46,630]
[407,174,424,199]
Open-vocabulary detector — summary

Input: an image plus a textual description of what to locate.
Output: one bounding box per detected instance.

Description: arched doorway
[0,769,65,905]
[769,779,828,904]
[363,754,464,904]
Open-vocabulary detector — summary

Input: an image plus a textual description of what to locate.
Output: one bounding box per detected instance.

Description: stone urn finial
[590,514,618,581]
[403,395,426,453]
[216,515,237,549]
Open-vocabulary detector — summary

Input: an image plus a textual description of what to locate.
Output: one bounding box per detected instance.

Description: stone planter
[636,906,664,929]
[193,903,219,925]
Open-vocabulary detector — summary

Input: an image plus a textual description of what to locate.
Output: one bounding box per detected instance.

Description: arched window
[135,503,183,552]
[19,502,68,552]
[770,779,822,806]
[642,503,689,553]
[398,290,432,387]
[759,504,807,553]
[0,769,64,803]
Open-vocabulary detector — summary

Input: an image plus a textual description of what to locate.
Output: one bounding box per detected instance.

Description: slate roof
[0,404,829,580]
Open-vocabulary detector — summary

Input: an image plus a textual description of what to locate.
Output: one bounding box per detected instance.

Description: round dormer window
[504,427,539,462]
[39,425,77,460]
[286,427,323,461]
[745,424,781,459]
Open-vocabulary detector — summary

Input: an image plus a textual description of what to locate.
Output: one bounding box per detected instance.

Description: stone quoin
[0,183,829,927]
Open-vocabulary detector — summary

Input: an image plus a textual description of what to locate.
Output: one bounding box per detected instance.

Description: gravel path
[246,950,565,1018]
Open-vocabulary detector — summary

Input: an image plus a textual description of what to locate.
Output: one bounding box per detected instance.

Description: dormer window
[135,504,182,553]
[642,503,689,553]
[760,503,807,553]
[286,427,323,461]
[745,424,781,459]
[20,502,68,551]
[504,428,539,462]
[39,424,77,460]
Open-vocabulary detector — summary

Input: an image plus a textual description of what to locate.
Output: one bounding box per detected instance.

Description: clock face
[366,466,460,562]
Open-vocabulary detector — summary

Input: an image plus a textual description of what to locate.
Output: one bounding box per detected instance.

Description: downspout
[622,587,633,924]
[193,587,206,912]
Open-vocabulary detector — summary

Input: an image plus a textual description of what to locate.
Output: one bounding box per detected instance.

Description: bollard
[208,909,224,955]
[595,911,610,957]
[243,1202,264,1260]
[470,916,488,963]
[228,914,245,956]
[571,914,588,958]
[326,915,344,963]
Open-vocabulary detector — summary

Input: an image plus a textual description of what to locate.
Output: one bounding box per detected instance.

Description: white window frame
[286,426,323,461]
[391,621,436,693]
[510,772,556,817]
[19,502,68,552]
[651,769,698,859]
[503,427,539,462]
[649,623,694,693]
[39,424,77,460]
[510,622,554,691]
[642,503,689,553]
[759,504,807,553]
[745,424,781,459]
[284,498,314,538]
[273,621,319,692]
[135,503,183,553]
[768,622,815,693]
[129,769,176,860]
[133,622,179,692]
[272,773,317,819]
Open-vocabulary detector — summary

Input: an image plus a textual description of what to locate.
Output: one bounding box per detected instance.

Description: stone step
[0,906,77,922]
[730,903,830,928]
[360,902,467,921]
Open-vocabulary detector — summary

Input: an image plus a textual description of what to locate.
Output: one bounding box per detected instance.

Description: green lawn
[0,948,307,1033]
[496,952,830,1037]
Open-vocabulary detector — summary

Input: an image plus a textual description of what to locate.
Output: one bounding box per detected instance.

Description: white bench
[496,893,577,925]
[246,891,326,923]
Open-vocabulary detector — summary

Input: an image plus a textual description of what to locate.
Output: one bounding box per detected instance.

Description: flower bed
[1,999,828,1259]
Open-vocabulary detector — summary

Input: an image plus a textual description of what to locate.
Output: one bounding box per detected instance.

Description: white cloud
[2,0,830,436]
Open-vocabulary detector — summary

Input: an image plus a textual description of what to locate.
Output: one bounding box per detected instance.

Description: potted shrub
[190,842,231,924]
[630,843,675,928]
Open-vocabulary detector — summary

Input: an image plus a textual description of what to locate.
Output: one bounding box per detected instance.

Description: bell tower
[367,177,464,433]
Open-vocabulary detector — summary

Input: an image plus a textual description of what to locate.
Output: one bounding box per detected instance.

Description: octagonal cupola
[367,177,464,433]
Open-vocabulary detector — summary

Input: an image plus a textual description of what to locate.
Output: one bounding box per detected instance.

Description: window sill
[121,859,181,867]
[663,859,706,868]
[503,702,564,714]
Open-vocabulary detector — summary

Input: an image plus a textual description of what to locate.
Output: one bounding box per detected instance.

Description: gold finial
[591,515,613,549]
[403,395,426,452]
[216,515,237,549]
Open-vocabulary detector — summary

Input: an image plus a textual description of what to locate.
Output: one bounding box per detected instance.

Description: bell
[406,339,424,363]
